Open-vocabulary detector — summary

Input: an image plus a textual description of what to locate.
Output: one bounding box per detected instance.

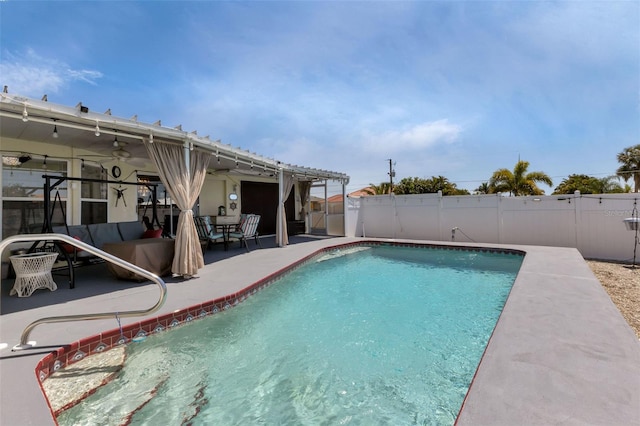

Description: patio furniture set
[8,214,263,297]
[194,214,262,252]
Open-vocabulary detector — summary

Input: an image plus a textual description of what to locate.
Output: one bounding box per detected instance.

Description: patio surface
[1,236,638,425]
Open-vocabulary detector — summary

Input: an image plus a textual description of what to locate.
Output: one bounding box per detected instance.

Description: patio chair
[228,214,262,252]
[194,216,225,250]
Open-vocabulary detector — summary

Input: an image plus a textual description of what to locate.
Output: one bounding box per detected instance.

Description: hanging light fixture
[112,141,131,159]
[52,124,59,138]
[22,103,28,122]
[42,155,48,170]
[95,121,101,137]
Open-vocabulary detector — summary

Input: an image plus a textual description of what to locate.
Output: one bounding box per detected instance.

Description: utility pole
[388,159,395,194]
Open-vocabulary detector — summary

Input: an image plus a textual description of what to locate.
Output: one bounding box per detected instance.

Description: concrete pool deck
[1,236,638,425]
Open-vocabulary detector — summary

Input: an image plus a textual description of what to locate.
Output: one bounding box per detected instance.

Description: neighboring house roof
[325,187,373,203]
[347,187,374,197]
[0,92,349,183]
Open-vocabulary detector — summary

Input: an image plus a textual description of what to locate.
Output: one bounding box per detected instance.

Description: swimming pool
[57,244,523,425]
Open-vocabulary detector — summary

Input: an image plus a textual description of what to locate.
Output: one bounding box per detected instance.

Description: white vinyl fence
[345,191,640,262]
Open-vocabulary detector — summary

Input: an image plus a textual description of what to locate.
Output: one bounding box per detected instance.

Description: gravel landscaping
[587,260,640,339]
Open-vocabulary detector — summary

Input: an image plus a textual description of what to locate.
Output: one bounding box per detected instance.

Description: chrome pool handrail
[0,233,167,351]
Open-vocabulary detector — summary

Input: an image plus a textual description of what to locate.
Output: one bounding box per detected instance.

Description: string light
[52,125,58,138]
[95,121,100,137]
[22,103,28,122]
[42,155,48,170]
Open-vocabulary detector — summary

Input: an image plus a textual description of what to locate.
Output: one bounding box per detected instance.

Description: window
[138,175,172,229]
[2,155,67,237]
[81,164,107,224]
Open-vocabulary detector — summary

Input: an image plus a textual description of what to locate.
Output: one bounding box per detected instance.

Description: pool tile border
[36,240,525,418]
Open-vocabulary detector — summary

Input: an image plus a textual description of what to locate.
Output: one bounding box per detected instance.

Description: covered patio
[0,91,349,278]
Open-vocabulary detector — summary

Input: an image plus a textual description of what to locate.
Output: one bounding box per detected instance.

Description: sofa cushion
[118,221,145,241]
[88,223,123,249]
[64,225,94,246]
[51,225,69,235]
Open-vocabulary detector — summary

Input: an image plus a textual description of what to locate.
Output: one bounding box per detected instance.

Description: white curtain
[276,173,295,246]
[144,140,210,276]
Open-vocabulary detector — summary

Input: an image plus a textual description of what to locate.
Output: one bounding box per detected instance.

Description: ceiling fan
[112,140,131,159]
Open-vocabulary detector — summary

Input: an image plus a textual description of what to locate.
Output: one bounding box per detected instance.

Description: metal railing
[0,233,167,351]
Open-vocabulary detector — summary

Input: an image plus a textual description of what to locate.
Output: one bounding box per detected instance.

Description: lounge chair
[194,216,225,250]
[228,214,262,252]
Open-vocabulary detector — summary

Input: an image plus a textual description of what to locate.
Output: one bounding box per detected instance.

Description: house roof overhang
[0,92,350,184]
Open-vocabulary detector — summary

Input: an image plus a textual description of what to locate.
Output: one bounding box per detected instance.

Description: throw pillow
[142,228,163,239]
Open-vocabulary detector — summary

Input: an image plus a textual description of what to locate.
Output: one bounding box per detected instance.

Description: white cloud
[0,49,103,96]
[365,120,462,153]
[66,69,104,85]
[510,2,638,64]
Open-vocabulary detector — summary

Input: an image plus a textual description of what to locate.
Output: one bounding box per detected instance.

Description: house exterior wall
[346,192,639,261]
[1,136,143,224]
[0,139,290,248]
[199,177,227,217]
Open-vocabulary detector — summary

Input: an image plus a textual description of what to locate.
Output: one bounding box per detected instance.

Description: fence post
[391,194,396,239]
[574,190,581,250]
[497,193,503,243]
[437,190,443,241]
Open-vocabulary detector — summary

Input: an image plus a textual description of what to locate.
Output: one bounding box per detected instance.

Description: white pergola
[0,92,350,275]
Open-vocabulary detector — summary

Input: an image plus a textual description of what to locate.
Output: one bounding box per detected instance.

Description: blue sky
[1,1,638,194]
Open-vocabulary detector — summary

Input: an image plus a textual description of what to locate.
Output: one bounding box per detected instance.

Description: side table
[9,252,58,297]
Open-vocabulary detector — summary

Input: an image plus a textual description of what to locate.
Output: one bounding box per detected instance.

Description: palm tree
[553,174,623,194]
[489,160,553,196]
[616,145,640,192]
[593,176,624,194]
[474,182,491,194]
[363,182,391,195]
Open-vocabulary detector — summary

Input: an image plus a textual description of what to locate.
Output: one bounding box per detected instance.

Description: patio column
[278,168,284,247]
[342,179,347,237]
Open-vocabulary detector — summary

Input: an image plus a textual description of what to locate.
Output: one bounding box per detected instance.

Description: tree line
[366,144,640,196]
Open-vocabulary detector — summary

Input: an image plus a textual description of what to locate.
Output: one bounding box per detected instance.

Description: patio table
[102,238,175,281]
[9,252,58,297]
[215,223,239,250]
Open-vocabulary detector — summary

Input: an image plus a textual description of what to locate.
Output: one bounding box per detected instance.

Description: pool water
[58,245,522,425]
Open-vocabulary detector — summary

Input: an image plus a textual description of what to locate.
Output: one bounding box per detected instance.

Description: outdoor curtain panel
[144,140,210,276]
[298,180,311,220]
[276,172,294,246]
